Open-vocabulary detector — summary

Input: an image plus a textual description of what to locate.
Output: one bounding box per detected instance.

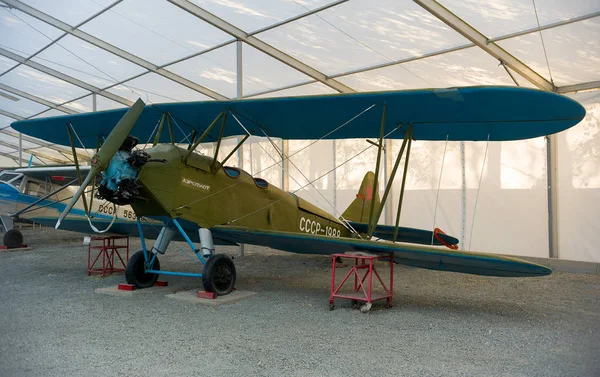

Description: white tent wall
[383,138,548,258]
[288,139,335,215]
[558,91,600,262]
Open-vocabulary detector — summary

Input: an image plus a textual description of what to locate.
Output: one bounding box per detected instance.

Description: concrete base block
[166,289,257,306]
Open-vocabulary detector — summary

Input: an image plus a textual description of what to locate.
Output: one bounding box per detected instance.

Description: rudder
[340,171,381,223]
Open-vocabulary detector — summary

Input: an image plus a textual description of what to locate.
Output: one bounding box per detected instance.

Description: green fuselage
[131,144,349,238]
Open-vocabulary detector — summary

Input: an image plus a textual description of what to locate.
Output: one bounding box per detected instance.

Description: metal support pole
[460,141,466,246]
[236,40,243,99]
[547,135,559,258]
[236,38,245,256]
[332,140,337,217]
[18,132,22,167]
[92,93,97,112]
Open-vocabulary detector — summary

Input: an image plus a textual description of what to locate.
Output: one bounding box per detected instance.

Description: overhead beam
[489,11,600,44]
[0,139,69,164]
[0,109,24,120]
[0,46,133,106]
[3,0,228,101]
[167,0,355,93]
[248,0,349,35]
[0,126,88,162]
[0,150,41,166]
[0,83,78,114]
[414,0,555,91]
[557,80,600,94]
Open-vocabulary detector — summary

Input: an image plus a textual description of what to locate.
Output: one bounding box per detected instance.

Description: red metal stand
[88,236,129,276]
[330,253,393,310]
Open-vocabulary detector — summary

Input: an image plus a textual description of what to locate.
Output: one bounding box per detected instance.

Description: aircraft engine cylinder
[199,228,215,258]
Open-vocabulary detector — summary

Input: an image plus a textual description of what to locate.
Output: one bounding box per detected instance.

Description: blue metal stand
[136,217,205,279]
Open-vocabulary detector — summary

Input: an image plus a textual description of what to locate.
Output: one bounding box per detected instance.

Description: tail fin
[340,171,381,223]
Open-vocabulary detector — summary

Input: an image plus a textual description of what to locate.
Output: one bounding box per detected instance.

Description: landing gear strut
[130,218,237,295]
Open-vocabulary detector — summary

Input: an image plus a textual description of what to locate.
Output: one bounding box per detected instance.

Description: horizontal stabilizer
[211,226,551,278]
[348,222,458,247]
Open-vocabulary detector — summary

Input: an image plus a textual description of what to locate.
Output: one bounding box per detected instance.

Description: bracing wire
[174,103,378,210]
[532,0,554,85]
[230,111,339,219]
[142,116,163,149]
[430,135,449,245]
[225,143,375,225]
[467,134,490,251]
[229,113,366,238]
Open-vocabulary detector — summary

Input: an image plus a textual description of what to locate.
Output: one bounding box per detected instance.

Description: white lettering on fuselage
[181,178,210,191]
[299,216,341,237]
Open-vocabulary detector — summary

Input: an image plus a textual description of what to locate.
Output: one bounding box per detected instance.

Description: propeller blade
[92,98,146,172]
[55,98,146,229]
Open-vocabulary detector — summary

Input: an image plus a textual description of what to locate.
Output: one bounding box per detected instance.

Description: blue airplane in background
[0,166,164,248]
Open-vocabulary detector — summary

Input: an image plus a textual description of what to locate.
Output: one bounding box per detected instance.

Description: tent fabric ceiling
[0,0,598,165]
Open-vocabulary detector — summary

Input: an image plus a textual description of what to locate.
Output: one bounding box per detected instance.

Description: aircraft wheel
[3,229,23,249]
[126,250,160,288]
[202,254,236,296]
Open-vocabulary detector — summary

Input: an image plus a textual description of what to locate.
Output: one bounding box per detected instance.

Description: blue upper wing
[211,226,551,278]
[11,86,584,147]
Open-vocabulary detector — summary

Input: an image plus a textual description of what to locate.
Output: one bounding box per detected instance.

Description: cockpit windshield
[0,172,24,188]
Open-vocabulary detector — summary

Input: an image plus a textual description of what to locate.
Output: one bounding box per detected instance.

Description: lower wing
[211,226,551,278]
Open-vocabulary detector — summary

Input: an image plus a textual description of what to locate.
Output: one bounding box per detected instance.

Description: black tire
[126,250,160,288]
[3,229,23,249]
[202,254,236,296]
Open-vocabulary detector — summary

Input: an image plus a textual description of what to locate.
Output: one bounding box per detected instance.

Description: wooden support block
[118,283,135,291]
[155,281,168,287]
[197,290,216,299]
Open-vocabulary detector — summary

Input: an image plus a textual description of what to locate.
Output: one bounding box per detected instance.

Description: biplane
[10,86,585,296]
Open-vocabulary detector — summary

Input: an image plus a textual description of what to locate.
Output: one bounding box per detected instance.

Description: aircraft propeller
[55,98,146,229]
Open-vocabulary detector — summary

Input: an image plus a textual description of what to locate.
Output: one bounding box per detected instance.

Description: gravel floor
[0,228,598,377]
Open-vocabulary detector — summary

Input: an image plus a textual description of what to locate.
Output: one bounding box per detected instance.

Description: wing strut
[183,111,225,164]
[210,111,229,174]
[366,115,415,242]
[368,124,414,241]
[366,103,386,236]
[152,113,167,147]
[393,127,413,242]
